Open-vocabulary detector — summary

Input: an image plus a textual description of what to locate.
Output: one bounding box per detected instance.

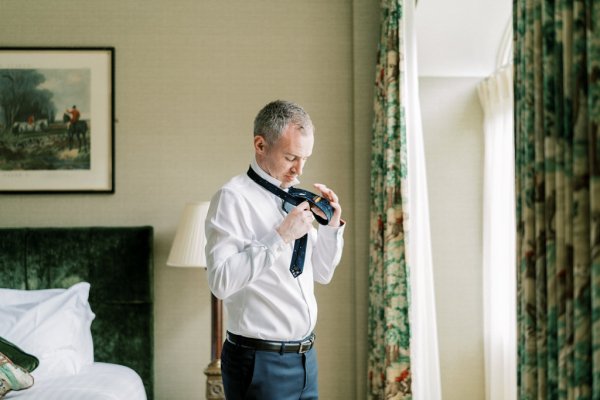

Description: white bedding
[5,362,147,400]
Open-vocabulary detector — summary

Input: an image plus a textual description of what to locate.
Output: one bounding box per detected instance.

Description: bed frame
[0,226,154,399]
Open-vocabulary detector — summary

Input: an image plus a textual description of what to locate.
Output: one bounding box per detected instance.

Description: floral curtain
[367,0,416,398]
[514,0,600,398]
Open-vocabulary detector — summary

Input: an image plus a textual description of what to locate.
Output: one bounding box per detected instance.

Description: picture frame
[0,47,115,193]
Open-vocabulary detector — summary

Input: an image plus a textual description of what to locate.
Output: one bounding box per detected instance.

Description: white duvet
[1,284,148,400]
[6,362,147,400]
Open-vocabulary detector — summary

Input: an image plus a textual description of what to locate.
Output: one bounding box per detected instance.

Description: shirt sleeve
[311,222,346,284]
[205,188,288,299]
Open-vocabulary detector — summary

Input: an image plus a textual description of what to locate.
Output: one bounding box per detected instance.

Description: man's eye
[286,157,296,162]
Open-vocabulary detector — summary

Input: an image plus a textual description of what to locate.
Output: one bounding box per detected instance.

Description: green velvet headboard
[0,226,154,399]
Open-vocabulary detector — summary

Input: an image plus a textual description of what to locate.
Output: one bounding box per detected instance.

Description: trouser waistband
[226,332,315,354]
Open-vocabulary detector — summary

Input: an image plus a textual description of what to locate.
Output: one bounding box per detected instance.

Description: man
[205,100,345,400]
[65,105,80,126]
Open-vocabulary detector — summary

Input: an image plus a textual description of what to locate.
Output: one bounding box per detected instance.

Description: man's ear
[254,135,267,154]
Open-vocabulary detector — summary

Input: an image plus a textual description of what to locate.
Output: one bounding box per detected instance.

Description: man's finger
[295,201,310,211]
[314,183,338,203]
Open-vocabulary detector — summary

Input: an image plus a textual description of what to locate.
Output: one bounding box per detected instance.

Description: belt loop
[228,332,241,349]
[279,343,285,355]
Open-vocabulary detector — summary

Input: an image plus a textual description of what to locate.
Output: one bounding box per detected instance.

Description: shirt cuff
[261,230,288,256]
[318,221,346,237]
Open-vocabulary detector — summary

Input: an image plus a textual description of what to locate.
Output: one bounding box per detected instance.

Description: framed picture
[0,47,115,193]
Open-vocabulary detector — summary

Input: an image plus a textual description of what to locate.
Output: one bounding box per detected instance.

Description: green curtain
[367,0,412,399]
[514,0,600,399]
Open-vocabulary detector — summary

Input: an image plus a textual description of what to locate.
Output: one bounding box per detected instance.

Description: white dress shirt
[205,159,345,341]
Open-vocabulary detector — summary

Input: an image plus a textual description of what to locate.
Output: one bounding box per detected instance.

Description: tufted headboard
[0,226,154,399]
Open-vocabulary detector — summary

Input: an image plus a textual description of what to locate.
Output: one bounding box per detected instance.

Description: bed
[0,227,154,400]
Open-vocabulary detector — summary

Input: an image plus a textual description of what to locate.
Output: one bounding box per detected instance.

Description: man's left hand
[313,183,342,227]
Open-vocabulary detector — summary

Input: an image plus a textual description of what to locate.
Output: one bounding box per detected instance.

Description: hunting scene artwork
[0,48,113,193]
[0,68,91,171]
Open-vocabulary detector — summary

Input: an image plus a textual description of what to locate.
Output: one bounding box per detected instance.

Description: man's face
[255,123,314,188]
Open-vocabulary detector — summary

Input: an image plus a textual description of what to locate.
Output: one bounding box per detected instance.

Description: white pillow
[0,282,95,381]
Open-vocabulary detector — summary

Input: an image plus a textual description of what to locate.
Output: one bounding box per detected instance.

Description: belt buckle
[297,336,314,354]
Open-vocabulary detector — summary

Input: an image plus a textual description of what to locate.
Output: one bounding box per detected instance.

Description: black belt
[226,332,315,354]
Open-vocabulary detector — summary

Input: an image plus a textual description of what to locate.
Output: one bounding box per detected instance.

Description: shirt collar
[251,158,300,189]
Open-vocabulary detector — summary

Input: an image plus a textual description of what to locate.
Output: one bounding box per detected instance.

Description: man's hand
[313,183,342,227]
[277,201,315,243]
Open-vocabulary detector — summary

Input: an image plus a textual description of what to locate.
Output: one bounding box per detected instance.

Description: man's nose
[294,160,304,175]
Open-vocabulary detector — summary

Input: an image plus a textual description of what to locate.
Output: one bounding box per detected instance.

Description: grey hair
[253,100,314,145]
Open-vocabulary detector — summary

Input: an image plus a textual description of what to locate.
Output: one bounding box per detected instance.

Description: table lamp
[167,201,224,400]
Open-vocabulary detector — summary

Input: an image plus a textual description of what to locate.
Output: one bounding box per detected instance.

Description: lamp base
[204,359,224,400]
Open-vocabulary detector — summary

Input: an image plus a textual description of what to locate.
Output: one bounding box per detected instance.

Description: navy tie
[247,166,333,277]
[290,236,307,278]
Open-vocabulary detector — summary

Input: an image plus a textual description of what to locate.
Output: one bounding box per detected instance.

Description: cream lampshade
[167,201,210,268]
[167,200,224,400]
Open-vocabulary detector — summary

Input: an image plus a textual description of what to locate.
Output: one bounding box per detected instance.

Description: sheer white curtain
[477,65,516,400]
[404,1,442,398]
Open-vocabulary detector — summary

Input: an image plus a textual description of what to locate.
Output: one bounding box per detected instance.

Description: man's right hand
[276,201,314,243]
